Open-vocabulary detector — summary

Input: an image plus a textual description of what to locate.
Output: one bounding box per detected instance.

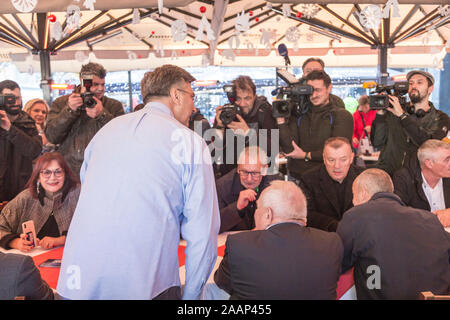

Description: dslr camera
[219,84,243,126]
[272,69,313,118]
[0,94,16,111]
[80,73,97,109]
[369,81,409,110]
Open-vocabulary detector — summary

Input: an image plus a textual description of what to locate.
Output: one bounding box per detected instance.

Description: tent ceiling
[0,1,448,72]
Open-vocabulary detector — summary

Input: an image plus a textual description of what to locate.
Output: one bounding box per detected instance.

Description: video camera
[272,69,313,118]
[80,73,97,109]
[0,94,16,109]
[368,81,409,110]
[219,84,243,126]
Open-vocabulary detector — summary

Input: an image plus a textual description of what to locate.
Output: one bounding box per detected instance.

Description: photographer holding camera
[0,80,42,202]
[213,76,277,178]
[371,70,449,176]
[276,70,353,180]
[45,63,124,175]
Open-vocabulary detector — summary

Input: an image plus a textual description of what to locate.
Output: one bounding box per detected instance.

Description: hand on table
[39,236,66,250]
[237,189,257,211]
[8,234,34,252]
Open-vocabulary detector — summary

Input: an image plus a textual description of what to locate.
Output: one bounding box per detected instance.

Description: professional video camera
[272,69,313,118]
[219,84,243,126]
[80,73,97,109]
[368,81,409,110]
[0,94,16,109]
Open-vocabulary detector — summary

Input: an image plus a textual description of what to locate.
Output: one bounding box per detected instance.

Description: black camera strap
[359,111,370,138]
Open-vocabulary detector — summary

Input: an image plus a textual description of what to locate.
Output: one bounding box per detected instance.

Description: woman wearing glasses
[0,152,80,252]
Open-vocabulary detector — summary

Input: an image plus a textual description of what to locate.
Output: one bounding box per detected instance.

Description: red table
[33,244,354,299]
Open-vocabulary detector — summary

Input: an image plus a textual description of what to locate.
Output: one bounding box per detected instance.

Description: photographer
[276,70,353,180]
[213,76,277,178]
[45,63,124,175]
[0,80,42,202]
[371,70,449,176]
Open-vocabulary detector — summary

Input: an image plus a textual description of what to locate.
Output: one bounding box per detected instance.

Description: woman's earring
[36,181,41,195]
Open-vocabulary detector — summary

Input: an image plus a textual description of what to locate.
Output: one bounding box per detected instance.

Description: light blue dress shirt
[56,102,220,299]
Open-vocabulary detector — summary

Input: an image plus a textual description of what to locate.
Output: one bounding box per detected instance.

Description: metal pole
[378,45,389,85]
[39,50,52,104]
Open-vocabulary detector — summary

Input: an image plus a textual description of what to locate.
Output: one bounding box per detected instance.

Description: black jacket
[337,192,450,300]
[216,168,282,233]
[278,101,353,179]
[0,111,42,202]
[214,223,343,300]
[393,157,450,211]
[45,94,124,175]
[213,96,277,178]
[371,102,449,176]
[299,164,364,232]
[0,252,54,300]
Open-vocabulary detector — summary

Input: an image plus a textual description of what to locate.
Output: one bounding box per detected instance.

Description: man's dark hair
[0,80,20,94]
[80,62,107,79]
[302,57,325,71]
[232,76,256,95]
[305,70,332,88]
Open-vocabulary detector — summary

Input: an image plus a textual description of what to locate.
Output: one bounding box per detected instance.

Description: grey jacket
[45,94,124,175]
[0,185,80,249]
[0,252,54,300]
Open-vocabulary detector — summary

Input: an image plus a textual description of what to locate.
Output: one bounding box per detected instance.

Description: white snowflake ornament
[127,50,137,60]
[195,14,215,41]
[260,28,275,48]
[301,4,320,19]
[11,0,37,13]
[51,21,63,41]
[438,5,450,17]
[83,0,95,11]
[132,9,140,24]
[171,20,187,42]
[235,10,250,34]
[382,0,400,18]
[282,4,291,17]
[285,26,301,43]
[359,5,382,30]
[65,5,81,31]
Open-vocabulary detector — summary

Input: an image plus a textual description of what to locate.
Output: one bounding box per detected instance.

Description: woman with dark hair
[0,152,80,252]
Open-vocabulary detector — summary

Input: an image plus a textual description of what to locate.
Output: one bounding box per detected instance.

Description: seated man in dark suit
[216,146,282,233]
[298,137,364,232]
[0,252,54,300]
[337,168,450,300]
[214,180,344,300]
[393,139,450,227]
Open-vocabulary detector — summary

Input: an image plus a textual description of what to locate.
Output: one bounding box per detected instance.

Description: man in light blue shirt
[57,64,220,300]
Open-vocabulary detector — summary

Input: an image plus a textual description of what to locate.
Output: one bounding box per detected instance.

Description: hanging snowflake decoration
[171,50,178,60]
[195,13,215,41]
[235,10,250,34]
[127,50,137,60]
[285,26,301,43]
[438,5,450,17]
[132,9,140,24]
[156,39,165,57]
[65,5,81,32]
[158,0,164,15]
[282,4,291,17]
[301,4,320,19]
[83,0,95,11]
[51,21,63,41]
[260,28,276,49]
[171,20,187,42]
[382,0,400,18]
[11,0,37,13]
[359,5,382,30]
[75,51,88,63]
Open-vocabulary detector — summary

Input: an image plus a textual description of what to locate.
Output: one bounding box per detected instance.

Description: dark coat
[0,111,42,202]
[337,192,450,300]
[214,223,343,300]
[278,101,353,179]
[216,168,282,233]
[45,93,124,175]
[213,96,277,178]
[393,157,450,211]
[371,102,449,176]
[298,164,364,232]
[0,252,54,300]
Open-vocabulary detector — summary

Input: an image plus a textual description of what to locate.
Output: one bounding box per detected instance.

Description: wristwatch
[399,112,409,120]
[304,152,311,162]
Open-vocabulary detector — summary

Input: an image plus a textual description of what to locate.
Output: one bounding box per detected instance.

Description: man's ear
[424,158,434,170]
[169,87,179,103]
[266,207,273,223]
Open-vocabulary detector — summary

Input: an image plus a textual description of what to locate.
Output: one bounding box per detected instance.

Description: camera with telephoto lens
[369,81,409,110]
[80,73,97,109]
[272,69,313,118]
[0,94,16,111]
[219,84,243,126]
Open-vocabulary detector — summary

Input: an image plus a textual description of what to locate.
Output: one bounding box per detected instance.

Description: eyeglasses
[237,170,261,178]
[40,169,64,178]
[177,88,197,103]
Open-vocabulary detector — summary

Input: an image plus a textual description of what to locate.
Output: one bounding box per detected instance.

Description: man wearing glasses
[57,65,220,300]
[216,146,282,233]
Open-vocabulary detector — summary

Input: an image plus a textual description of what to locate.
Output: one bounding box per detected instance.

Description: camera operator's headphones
[405,104,429,118]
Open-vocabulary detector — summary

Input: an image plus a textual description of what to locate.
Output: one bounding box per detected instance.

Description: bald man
[337,168,450,300]
[214,180,344,299]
